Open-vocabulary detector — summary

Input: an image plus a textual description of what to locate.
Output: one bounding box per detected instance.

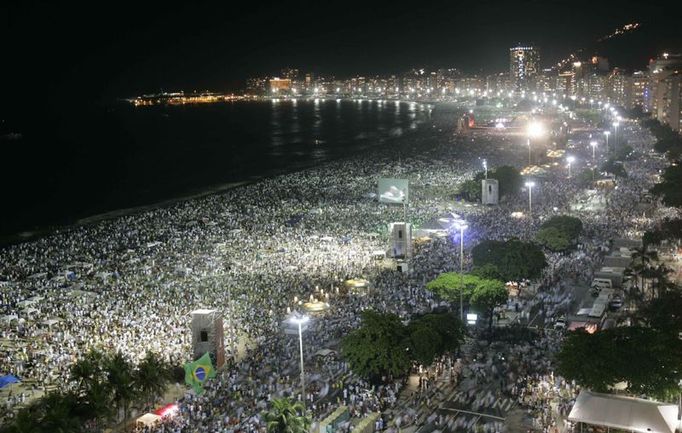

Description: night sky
[0,0,680,236]
[2,0,680,108]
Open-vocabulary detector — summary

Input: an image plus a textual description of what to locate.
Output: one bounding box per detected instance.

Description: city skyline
[2,0,680,108]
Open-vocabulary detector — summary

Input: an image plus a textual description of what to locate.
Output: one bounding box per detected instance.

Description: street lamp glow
[566,156,575,177]
[525,181,535,214]
[289,314,309,410]
[290,315,309,325]
[527,121,545,138]
[590,141,598,160]
[453,220,468,321]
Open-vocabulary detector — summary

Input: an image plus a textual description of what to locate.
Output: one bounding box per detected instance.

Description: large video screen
[378,178,409,204]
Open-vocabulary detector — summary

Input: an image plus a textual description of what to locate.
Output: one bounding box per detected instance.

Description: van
[591,278,612,290]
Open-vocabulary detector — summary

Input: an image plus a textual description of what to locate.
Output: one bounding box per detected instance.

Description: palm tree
[38,392,85,433]
[104,352,138,421]
[70,349,106,391]
[647,264,673,298]
[0,406,41,433]
[263,398,311,433]
[74,378,115,427]
[134,351,172,411]
[631,245,658,267]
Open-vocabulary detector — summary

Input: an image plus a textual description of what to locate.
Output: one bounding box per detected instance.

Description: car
[554,317,567,330]
[609,295,623,310]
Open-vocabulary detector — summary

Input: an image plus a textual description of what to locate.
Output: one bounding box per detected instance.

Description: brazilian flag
[184,352,216,394]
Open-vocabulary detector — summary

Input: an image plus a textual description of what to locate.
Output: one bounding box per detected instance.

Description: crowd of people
[0,112,671,433]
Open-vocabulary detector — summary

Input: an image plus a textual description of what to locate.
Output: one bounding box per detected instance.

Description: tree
[641,289,682,337]
[488,165,522,198]
[470,263,504,281]
[556,327,682,400]
[469,278,507,330]
[601,159,627,178]
[70,349,106,393]
[535,227,572,252]
[263,398,311,433]
[541,215,583,239]
[407,312,465,364]
[103,352,138,421]
[459,178,482,202]
[460,166,522,202]
[426,273,507,330]
[134,351,172,411]
[652,165,682,207]
[414,312,465,353]
[37,392,84,433]
[341,311,411,383]
[407,325,442,366]
[471,239,546,283]
[425,272,478,301]
[646,219,682,246]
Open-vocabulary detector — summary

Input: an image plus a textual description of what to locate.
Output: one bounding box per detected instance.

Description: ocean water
[0,99,432,239]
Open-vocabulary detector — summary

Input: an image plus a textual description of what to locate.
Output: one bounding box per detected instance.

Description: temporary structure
[568,391,679,433]
[136,413,162,427]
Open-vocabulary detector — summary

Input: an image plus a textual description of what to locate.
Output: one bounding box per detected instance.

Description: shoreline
[0,108,446,248]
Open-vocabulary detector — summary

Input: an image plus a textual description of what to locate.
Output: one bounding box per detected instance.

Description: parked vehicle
[554,317,567,330]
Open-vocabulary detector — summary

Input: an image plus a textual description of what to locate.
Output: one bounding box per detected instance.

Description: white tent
[136,413,162,427]
[568,391,679,433]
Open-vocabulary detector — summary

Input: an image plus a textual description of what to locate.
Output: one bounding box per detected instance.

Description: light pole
[527,138,532,166]
[483,159,488,179]
[454,221,468,321]
[527,121,545,167]
[290,315,309,410]
[590,141,597,161]
[612,122,620,152]
[604,131,610,153]
[566,156,575,178]
[525,181,535,214]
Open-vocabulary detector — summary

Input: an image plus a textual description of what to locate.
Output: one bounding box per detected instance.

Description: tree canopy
[556,327,682,399]
[471,239,546,282]
[535,215,582,252]
[341,310,465,380]
[426,272,507,330]
[1,349,173,433]
[264,398,311,433]
[651,165,682,207]
[458,165,522,203]
[341,311,411,382]
[600,159,627,178]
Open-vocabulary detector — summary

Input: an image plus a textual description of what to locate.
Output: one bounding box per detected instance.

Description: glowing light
[527,121,545,138]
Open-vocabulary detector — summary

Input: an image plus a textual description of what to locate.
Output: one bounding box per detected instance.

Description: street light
[482,159,488,179]
[290,314,309,410]
[613,122,620,152]
[566,156,575,178]
[525,181,535,214]
[454,221,468,321]
[590,141,598,160]
[604,131,610,153]
[527,121,545,166]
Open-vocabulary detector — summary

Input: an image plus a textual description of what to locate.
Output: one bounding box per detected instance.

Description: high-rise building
[509,45,540,91]
[606,68,629,107]
[661,72,682,131]
[648,53,682,117]
[269,77,292,94]
[629,71,649,110]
